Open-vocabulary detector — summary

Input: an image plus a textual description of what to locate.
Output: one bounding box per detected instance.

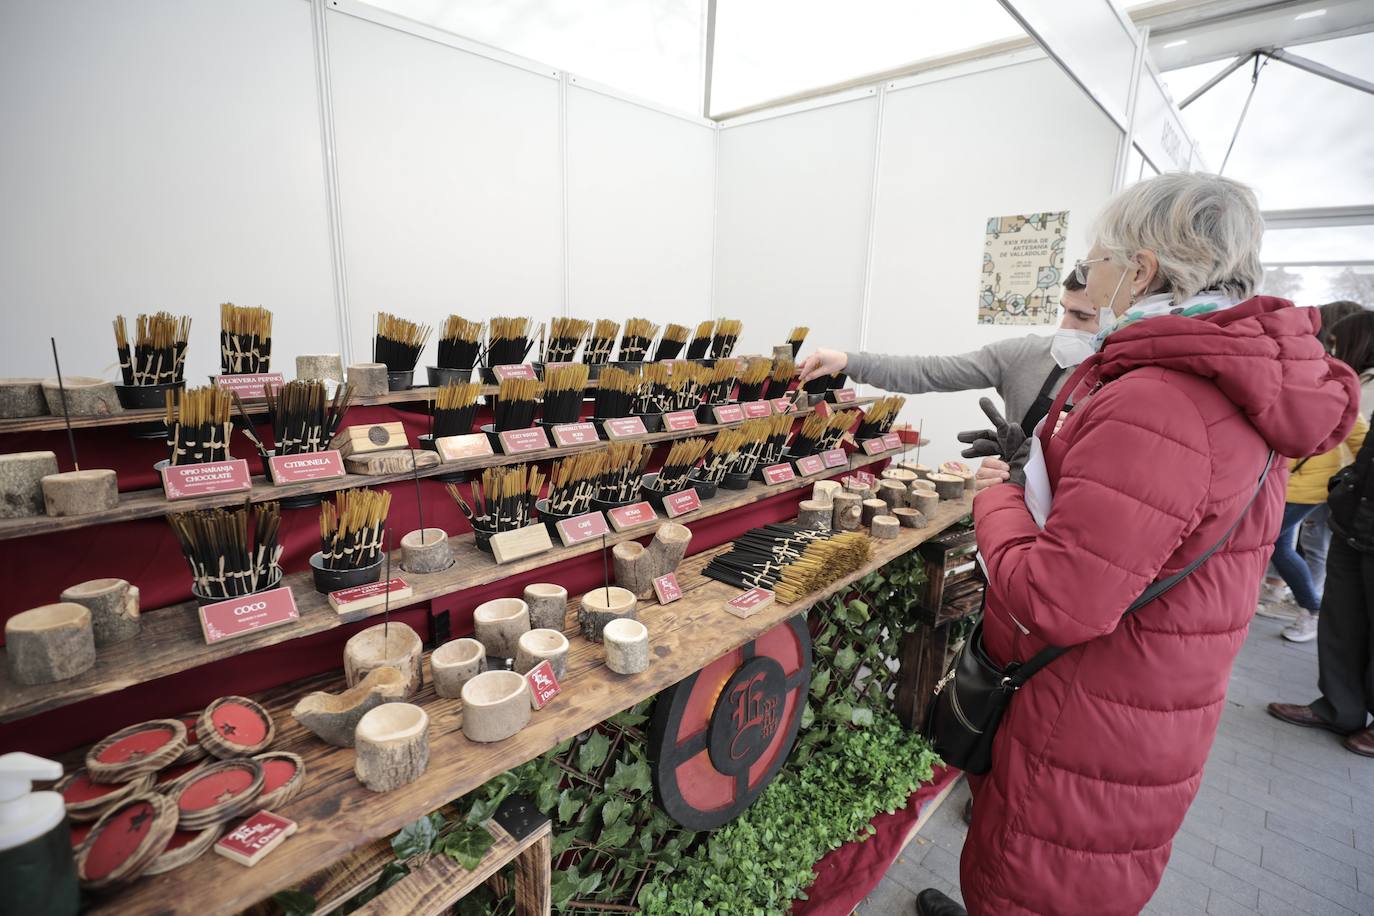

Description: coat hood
[1096,296,1358,458]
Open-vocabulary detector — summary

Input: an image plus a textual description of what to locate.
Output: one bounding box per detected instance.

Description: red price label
[608,501,657,532]
[663,410,698,431]
[833,388,857,403]
[821,448,848,468]
[327,577,412,615]
[856,470,877,487]
[435,432,494,461]
[726,587,775,616]
[527,659,562,710]
[712,404,745,424]
[653,573,683,605]
[742,401,772,419]
[814,400,833,418]
[499,427,550,454]
[213,373,284,398]
[556,511,610,546]
[771,397,798,415]
[795,455,825,476]
[762,463,796,485]
[215,811,296,866]
[198,586,299,645]
[605,416,648,439]
[493,364,537,381]
[162,459,252,500]
[664,488,702,518]
[267,450,344,484]
[882,432,903,450]
[552,422,598,446]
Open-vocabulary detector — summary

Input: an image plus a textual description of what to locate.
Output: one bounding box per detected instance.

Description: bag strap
[1006,449,1275,687]
[1292,456,1311,474]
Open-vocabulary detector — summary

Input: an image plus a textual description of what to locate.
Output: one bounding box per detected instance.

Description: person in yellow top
[1271,307,1373,642]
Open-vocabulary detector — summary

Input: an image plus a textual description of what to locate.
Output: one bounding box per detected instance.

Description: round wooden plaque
[174,758,265,831]
[196,695,275,759]
[85,719,187,783]
[172,712,208,765]
[144,824,223,875]
[56,768,155,823]
[254,751,306,810]
[76,793,178,891]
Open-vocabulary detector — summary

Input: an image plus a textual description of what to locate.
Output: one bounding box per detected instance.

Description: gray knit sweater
[845,335,1064,427]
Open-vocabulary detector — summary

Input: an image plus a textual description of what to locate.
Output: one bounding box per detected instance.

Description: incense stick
[655,438,710,492]
[595,442,652,504]
[491,377,543,432]
[50,338,80,471]
[437,316,483,370]
[651,323,690,361]
[855,396,906,440]
[543,317,592,364]
[618,318,660,363]
[685,320,714,360]
[582,319,620,367]
[703,523,871,603]
[541,363,590,425]
[219,303,273,374]
[447,463,546,532]
[710,318,743,359]
[593,366,638,420]
[319,488,392,570]
[261,380,354,456]
[432,381,483,439]
[786,326,809,357]
[484,317,535,369]
[168,500,283,599]
[164,386,235,465]
[113,311,192,386]
[736,358,772,402]
[373,312,432,372]
[546,450,605,516]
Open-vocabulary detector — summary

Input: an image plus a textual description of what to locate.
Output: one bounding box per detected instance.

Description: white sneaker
[1282,610,1319,643]
[1256,602,1300,621]
[1260,580,1293,604]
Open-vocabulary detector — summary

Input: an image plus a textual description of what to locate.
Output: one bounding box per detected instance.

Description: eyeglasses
[1073,257,1110,285]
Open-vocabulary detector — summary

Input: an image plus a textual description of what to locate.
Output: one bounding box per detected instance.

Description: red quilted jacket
[963,297,1357,915]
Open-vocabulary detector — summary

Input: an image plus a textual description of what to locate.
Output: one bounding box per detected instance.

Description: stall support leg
[514,829,551,916]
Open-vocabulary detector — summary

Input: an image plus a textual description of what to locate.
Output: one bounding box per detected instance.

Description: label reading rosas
[267,450,344,485]
[198,586,299,645]
[742,401,772,419]
[552,422,598,446]
[492,364,537,381]
[162,459,252,500]
[821,448,848,468]
[762,463,796,485]
[653,573,683,605]
[604,417,648,439]
[213,373,284,398]
[608,501,657,532]
[527,659,561,710]
[712,404,745,424]
[499,427,550,455]
[664,488,702,518]
[663,410,698,431]
[794,455,825,476]
[556,511,610,546]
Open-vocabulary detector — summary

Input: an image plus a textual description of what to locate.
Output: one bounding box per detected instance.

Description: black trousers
[1313,537,1374,731]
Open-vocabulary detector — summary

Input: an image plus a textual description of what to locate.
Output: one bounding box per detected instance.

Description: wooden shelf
[0,398,877,541]
[0,449,901,723]
[84,495,972,916]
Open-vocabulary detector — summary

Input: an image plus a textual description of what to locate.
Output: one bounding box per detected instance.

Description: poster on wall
[978,211,1068,325]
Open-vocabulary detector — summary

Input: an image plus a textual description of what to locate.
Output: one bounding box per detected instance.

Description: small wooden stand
[355,703,430,792]
[515,629,569,680]
[460,671,531,743]
[522,583,568,631]
[400,528,452,574]
[42,469,119,517]
[908,488,939,517]
[348,363,389,398]
[831,492,862,531]
[928,473,965,501]
[431,639,486,699]
[5,602,96,684]
[577,586,638,643]
[877,479,907,510]
[860,498,888,526]
[870,515,899,539]
[296,354,344,383]
[76,793,178,891]
[602,618,649,675]
[344,623,424,697]
[811,480,841,507]
[796,500,832,531]
[893,507,928,529]
[255,751,307,810]
[291,666,409,747]
[0,451,58,519]
[86,720,187,782]
[42,376,121,416]
[0,378,46,419]
[61,578,140,647]
[473,598,530,659]
[345,450,440,475]
[612,523,692,599]
[334,422,408,459]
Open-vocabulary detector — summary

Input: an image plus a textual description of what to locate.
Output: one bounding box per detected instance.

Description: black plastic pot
[641,473,695,513]
[192,568,284,607]
[722,470,752,490]
[686,475,719,500]
[116,381,181,410]
[386,369,414,391]
[696,403,723,424]
[535,498,584,538]
[309,552,382,594]
[427,365,474,386]
[632,411,663,433]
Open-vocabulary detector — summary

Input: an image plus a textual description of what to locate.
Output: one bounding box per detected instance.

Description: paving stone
[1214,848,1366,916]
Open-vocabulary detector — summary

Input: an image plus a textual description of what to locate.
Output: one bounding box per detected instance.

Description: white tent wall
[0,0,338,385]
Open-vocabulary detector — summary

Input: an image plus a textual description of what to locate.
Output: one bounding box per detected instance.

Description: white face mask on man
[1050,329,1097,368]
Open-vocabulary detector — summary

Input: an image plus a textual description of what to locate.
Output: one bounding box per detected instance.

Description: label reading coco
[267,450,344,485]
[555,511,610,546]
[162,459,252,500]
[761,463,796,485]
[552,422,598,446]
[664,488,702,518]
[198,586,299,645]
[663,410,699,431]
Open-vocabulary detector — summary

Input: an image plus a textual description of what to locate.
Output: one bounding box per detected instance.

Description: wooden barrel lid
[85,719,187,783]
[76,793,178,891]
[196,696,275,759]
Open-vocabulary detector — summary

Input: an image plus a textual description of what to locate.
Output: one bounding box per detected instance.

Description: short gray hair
[1094,172,1264,303]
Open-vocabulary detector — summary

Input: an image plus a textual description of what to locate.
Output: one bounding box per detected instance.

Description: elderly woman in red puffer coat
[914,173,1359,916]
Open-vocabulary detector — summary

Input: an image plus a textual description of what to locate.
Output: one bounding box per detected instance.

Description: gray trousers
[1313,536,1374,731]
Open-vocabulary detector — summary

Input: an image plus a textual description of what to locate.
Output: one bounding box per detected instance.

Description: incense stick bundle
[492,377,543,432]
[448,463,545,532]
[735,358,772,402]
[703,358,741,404]
[168,501,283,599]
[485,317,535,369]
[632,363,671,415]
[114,312,192,386]
[855,396,906,440]
[437,316,483,370]
[164,386,234,465]
[769,358,797,398]
[685,320,714,360]
[593,366,637,420]
[319,489,392,570]
[543,317,591,364]
[596,442,652,504]
[540,363,590,425]
[545,450,605,516]
[786,326,809,357]
[373,313,432,372]
[618,318,660,362]
[703,524,870,603]
[662,363,707,411]
[754,413,795,469]
[263,380,354,455]
[651,323,690,361]
[711,319,743,359]
[433,381,482,438]
[582,319,620,366]
[791,410,858,456]
[697,427,750,483]
[219,304,273,374]
[655,438,710,492]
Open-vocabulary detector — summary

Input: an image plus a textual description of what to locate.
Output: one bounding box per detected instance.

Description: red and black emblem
[648,617,811,830]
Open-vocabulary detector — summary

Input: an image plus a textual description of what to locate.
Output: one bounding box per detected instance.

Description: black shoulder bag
[926,450,1273,775]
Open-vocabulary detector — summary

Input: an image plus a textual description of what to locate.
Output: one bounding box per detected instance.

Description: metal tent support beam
[1265,47,1374,98]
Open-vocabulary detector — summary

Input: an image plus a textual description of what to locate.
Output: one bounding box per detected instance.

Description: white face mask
[1050,329,1097,368]
[1091,267,1133,351]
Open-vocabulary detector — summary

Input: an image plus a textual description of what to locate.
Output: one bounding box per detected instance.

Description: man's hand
[798,349,847,383]
[976,457,1011,490]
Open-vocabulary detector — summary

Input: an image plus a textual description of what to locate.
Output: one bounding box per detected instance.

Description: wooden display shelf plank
[0,397,872,541]
[86,495,972,916]
[0,449,887,723]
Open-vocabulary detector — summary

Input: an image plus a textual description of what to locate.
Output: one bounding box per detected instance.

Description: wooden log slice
[0,450,58,520]
[292,666,410,747]
[173,758,265,831]
[0,378,47,419]
[892,507,928,529]
[522,583,568,631]
[42,376,122,417]
[860,498,888,526]
[344,449,441,475]
[603,617,650,675]
[60,578,140,647]
[908,489,940,517]
[831,492,862,531]
[41,469,119,518]
[460,671,531,744]
[355,703,430,791]
[400,527,453,574]
[928,473,966,501]
[86,719,187,783]
[877,479,907,509]
[810,479,841,507]
[5,601,95,684]
[880,467,918,483]
[295,354,344,384]
[871,515,900,539]
[196,695,276,759]
[76,793,178,890]
[348,363,389,398]
[576,586,638,643]
[344,622,424,697]
[430,640,486,700]
[612,523,692,599]
[472,599,531,660]
[796,499,832,531]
